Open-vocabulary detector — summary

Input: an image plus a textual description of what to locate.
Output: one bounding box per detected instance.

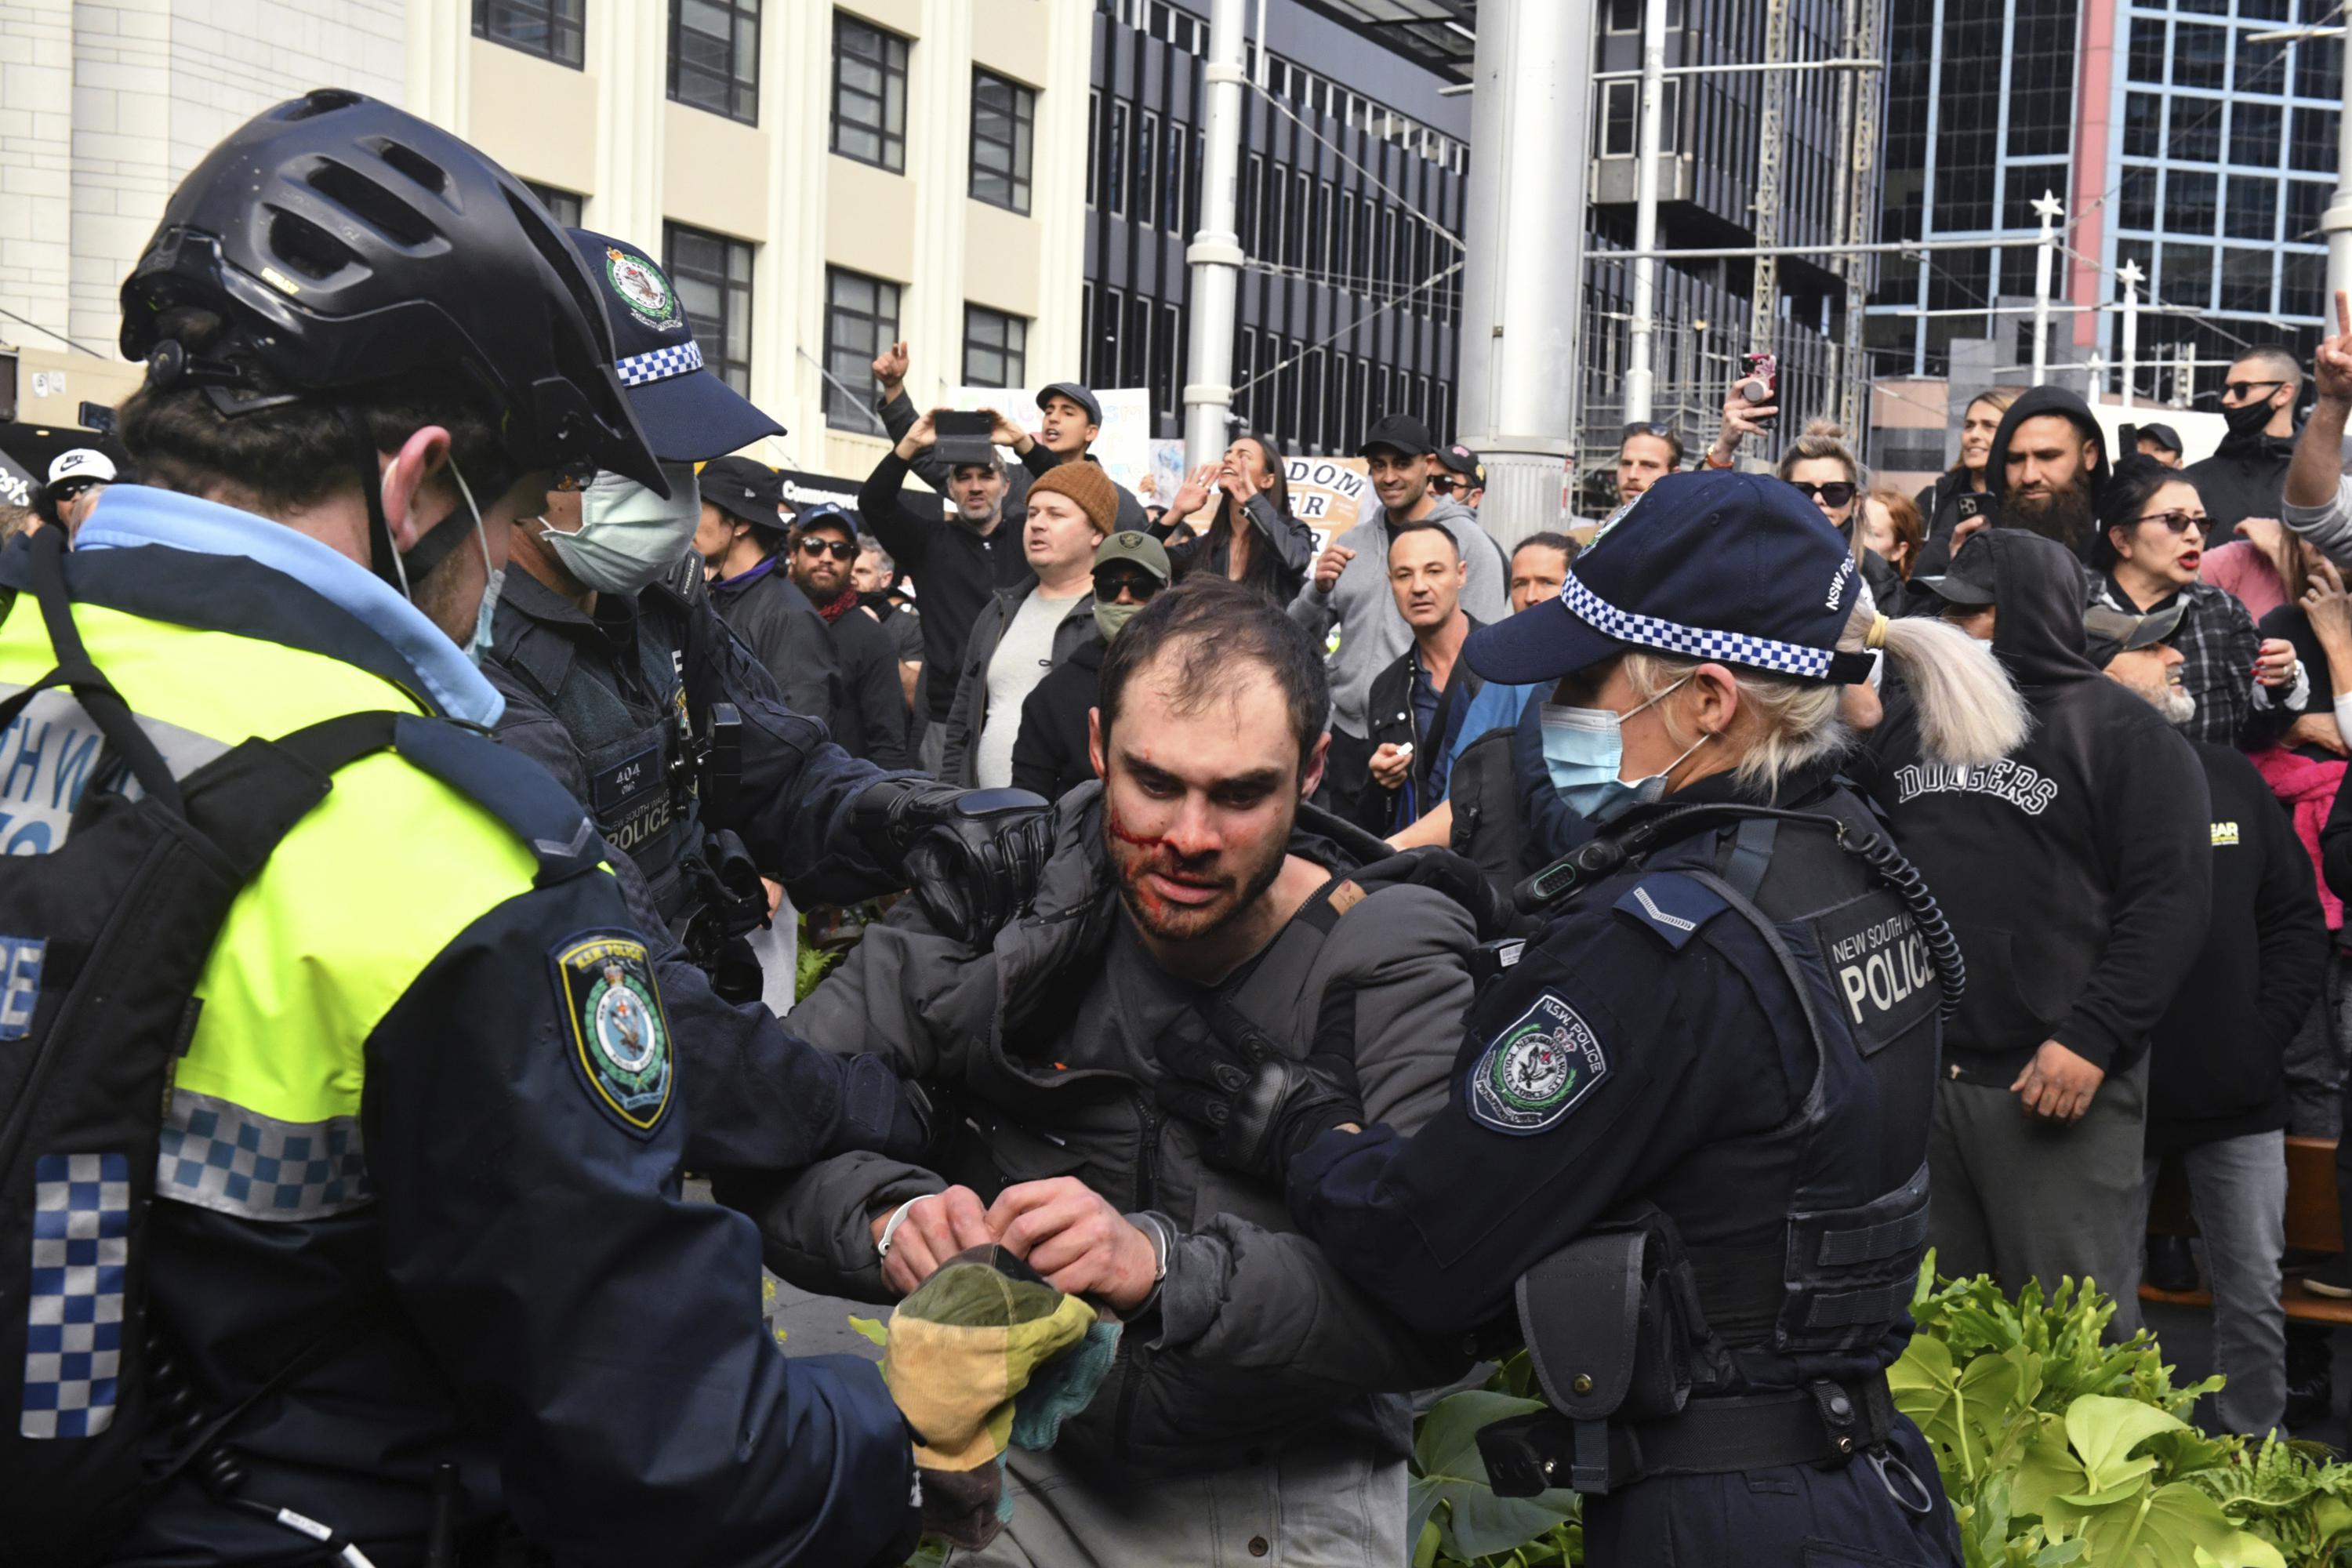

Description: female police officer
[1158,470,2028,1566]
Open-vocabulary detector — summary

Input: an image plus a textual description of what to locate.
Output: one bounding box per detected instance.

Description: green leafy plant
[1409,1259,2352,1568]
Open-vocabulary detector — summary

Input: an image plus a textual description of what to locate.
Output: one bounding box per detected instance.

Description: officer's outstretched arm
[364,869,919,1568]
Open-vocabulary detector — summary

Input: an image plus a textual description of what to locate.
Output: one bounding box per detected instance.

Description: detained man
[730,579,1486,1566]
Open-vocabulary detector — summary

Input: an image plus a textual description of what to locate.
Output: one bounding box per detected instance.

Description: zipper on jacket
[1109,1086,1163,1465]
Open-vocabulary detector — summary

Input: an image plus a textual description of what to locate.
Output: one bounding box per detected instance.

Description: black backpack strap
[174,711,405,878]
[5,527,183,815]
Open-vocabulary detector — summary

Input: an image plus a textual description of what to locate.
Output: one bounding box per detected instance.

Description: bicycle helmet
[119,89,662,497]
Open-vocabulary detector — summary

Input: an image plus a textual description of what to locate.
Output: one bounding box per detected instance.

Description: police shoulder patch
[550,932,673,1137]
[1468,989,1610,1136]
[1610,871,1728,951]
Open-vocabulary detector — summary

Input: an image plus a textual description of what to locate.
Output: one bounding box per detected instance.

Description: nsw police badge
[552,934,673,1136]
[1468,991,1609,1136]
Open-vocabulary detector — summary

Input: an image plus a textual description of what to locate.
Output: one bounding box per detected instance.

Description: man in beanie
[1011,529,1171,800]
[942,459,1116,787]
[787,502,912,768]
[697,452,844,732]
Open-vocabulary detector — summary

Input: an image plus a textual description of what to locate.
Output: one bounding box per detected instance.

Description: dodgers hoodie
[1863,529,2212,1084]
[1911,387,2112,579]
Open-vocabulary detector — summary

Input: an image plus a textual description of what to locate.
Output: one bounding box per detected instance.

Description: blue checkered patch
[615,339,705,387]
[21,1152,128,1439]
[1560,573,1835,680]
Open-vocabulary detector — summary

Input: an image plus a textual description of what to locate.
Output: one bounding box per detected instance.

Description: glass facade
[1870,0,2337,390]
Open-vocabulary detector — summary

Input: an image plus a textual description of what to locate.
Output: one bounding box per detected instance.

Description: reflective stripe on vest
[0,601,542,1220]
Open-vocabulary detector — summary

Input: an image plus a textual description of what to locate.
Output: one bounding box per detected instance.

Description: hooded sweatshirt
[1863,529,2212,1084]
[1911,387,2112,579]
[2184,427,2295,539]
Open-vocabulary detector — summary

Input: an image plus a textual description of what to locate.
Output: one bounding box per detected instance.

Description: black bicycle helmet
[118,89,662,495]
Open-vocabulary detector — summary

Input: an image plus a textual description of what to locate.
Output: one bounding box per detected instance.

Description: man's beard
[1998,483,2096,555]
[2125,673,2196,726]
[1105,802,1293,945]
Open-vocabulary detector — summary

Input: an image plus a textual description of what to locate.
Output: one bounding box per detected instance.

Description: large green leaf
[2063,1396,2189,1499]
[2061,1482,2284,1568]
[1409,1389,1581,1560]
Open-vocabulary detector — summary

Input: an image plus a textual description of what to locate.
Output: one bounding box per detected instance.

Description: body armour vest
[1603,790,1941,1395]
[491,584,702,923]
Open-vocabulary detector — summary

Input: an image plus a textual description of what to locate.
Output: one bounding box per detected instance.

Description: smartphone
[934,411,996,469]
[1736,352,1780,430]
[1955,491,1991,523]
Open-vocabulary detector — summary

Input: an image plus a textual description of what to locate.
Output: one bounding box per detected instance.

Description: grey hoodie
[1286,498,1509,735]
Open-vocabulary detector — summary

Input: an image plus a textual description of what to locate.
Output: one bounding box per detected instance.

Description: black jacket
[705,556,845,733]
[855,448,1038,722]
[2148,742,2327,1155]
[1911,387,2113,578]
[1362,619,1490,835]
[2185,429,2296,538]
[1160,495,1316,604]
[1862,528,2212,1083]
[1010,633,1103,801]
[873,389,1149,539]
[821,596,913,768]
[1913,467,1994,554]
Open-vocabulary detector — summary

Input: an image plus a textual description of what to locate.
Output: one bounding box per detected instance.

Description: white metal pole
[1181,0,1249,469]
[2331,34,2352,311]
[1456,0,1593,544]
[2117,257,2142,411]
[1623,0,1668,425]
[2030,191,2062,387]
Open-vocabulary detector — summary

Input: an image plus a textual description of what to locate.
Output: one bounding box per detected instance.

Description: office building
[0,0,1096,485]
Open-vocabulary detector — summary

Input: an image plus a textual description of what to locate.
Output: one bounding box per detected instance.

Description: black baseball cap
[1436,443,1486,487]
[699,455,789,536]
[1465,471,1876,687]
[1359,415,1437,459]
[1036,383,1104,426]
[1913,532,1998,608]
[2134,422,2183,456]
[568,228,785,463]
[2082,600,2185,666]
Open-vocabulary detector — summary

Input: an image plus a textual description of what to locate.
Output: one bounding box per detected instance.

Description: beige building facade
[1,0,1093,479]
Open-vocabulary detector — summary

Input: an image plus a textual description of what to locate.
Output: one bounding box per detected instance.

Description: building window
[2285,250,2327,320]
[664,223,753,395]
[2230,103,2283,169]
[2292,107,2339,175]
[1134,111,1159,228]
[963,305,1027,389]
[2220,249,2274,313]
[833,15,908,172]
[2118,165,2158,230]
[972,70,1035,213]
[2161,242,2213,309]
[669,0,759,123]
[824,267,900,429]
[1123,293,1152,390]
[2174,25,2228,89]
[1599,78,1680,158]
[1093,286,1123,388]
[2170,169,2220,235]
[1163,122,1189,233]
[474,0,583,68]
[524,181,583,227]
[2127,16,2166,85]
[1086,91,1101,207]
[2226,176,2278,241]
[1107,101,1130,218]
[2290,180,2332,241]
[2123,93,2162,160]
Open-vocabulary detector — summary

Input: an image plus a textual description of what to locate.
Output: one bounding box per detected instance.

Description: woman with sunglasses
[1157,434,1316,604]
[1778,422,1913,617]
[2091,456,2292,746]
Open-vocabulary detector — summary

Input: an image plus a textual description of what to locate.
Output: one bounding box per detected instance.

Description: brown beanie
[1025,458,1120,536]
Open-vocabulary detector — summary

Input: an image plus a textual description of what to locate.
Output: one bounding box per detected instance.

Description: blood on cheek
[1105,806,1175,921]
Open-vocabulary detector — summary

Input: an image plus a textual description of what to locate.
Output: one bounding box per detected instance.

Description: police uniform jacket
[0,487,914,1566]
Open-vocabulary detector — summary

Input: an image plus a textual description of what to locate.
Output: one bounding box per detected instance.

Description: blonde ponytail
[1851,598,2030,766]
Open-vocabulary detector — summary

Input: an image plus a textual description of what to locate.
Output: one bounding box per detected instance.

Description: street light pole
[2117,256,2143,409]
[2030,191,2063,387]
[1181,0,1248,468]
[1623,0,1668,425]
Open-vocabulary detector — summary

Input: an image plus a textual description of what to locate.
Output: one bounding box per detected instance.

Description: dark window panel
[2161,242,2213,309]
[2123,93,2162,159]
[822,265,898,429]
[2225,176,2278,241]
[670,0,759,125]
[2220,249,2274,313]
[2292,107,2339,175]
[474,0,584,69]
[963,304,1027,390]
[2230,103,2283,171]
[666,222,755,396]
[971,70,1036,213]
[2169,169,2220,235]
[833,16,908,172]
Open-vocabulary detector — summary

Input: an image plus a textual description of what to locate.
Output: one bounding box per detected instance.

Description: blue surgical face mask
[444,463,501,666]
[542,462,703,596]
[1540,673,1709,823]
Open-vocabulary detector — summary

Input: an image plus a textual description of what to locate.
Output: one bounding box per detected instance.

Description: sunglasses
[1791,481,1857,508]
[2222,379,2288,402]
[2134,508,2207,535]
[1429,476,1460,494]
[1094,571,1164,603]
[797,537,858,561]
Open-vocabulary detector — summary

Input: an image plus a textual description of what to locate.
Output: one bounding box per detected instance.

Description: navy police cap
[1465,470,1878,688]
[566,227,784,464]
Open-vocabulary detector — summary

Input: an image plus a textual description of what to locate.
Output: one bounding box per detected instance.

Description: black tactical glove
[853,779,1054,947]
[1155,1001,1363,1181]
[1349,845,1517,941]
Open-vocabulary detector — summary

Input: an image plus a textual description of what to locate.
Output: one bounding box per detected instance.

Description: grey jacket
[1286,499,1510,736]
[938,583,1098,787]
[733,783,1478,1473]
[2284,471,2352,568]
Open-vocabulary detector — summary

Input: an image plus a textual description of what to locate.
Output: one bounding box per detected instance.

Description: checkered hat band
[22,1152,129,1439]
[157,1087,372,1222]
[615,339,705,387]
[1559,573,1834,680]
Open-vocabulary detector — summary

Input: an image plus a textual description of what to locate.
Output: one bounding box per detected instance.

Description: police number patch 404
[552,934,672,1136]
[1468,992,1610,1136]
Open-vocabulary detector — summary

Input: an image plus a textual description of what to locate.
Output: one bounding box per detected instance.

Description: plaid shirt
[2092,575,2259,746]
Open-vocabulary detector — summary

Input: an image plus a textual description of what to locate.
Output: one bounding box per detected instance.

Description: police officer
[1156,473,2034,1565]
[482,227,1051,1163]
[2,93,924,1565]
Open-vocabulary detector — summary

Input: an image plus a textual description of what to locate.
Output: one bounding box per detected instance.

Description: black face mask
[2222,397,2280,441]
